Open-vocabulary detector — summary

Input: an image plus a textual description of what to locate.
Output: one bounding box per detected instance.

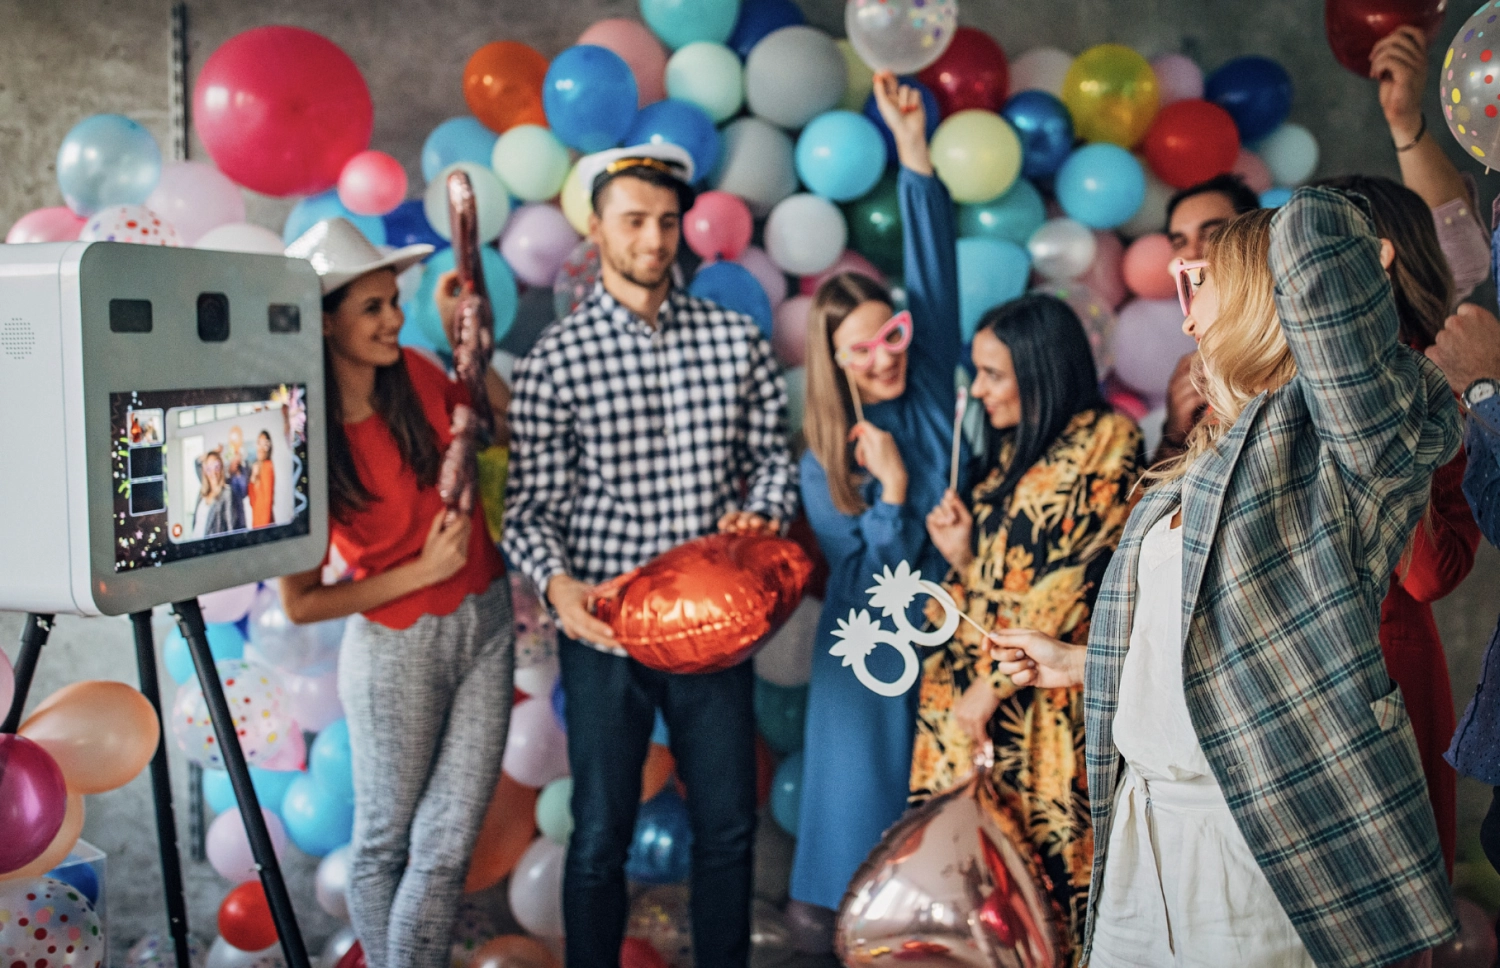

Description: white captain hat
[574,143,696,201]
[285,217,434,295]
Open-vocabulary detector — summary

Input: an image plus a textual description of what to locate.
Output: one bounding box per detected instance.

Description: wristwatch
[1464,378,1500,409]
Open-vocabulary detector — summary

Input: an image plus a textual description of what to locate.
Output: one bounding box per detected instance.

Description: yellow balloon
[838,40,876,113]
[1061,43,1160,148]
[930,110,1021,205]
[560,161,593,236]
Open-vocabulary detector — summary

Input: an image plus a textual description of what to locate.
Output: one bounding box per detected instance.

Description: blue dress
[790,168,965,910]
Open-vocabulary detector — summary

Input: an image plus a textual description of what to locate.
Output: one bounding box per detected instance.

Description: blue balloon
[422,117,499,183]
[406,246,519,350]
[728,0,807,59]
[626,789,694,884]
[753,678,807,755]
[863,80,939,166]
[624,100,721,184]
[280,772,354,857]
[551,678,567,734]
[796,111,887,202]
[1055,144,1146,230]
[46,861,100,906]
[1259,187,1293,209]
[309,719,354,804]
[544,46,639,153]
[957,237,1031,341]
[383,199,450,253]
[162,623,245,684]
[1002,91,1075,180]
[284,190,387,247]
[689,261,774,337]
[652,710,670,746]
[770,750,803,835]
[202,765,300,817]
[958,179,1047,246]
[56,114,162,216]
[1205,56,1293,142]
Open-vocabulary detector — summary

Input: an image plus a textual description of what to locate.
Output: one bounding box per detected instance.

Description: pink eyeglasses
[1171,258,1209,316]
[836,311,913,371]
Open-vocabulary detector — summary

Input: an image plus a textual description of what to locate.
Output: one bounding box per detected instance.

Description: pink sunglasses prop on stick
[1170,258,1209,316]
[837,310,913,424]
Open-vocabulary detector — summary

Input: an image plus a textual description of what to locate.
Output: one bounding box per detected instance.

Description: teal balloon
[1055,144,1146,230]
[202,765,299,817]
[406,246,518,350]
[56,114,162,216]
[770,750,803,835]
[666,43,744,123]
[162,623,245,684]
[652,710,670,746]
[795,111,887,202]
[1259,187,1292,208]
[957,237,1031,341]
[537,777,574,844]
[421,117,498,183]
[309,719,354,804]
[642,0,742,50]
[959,179,1046,246]
[754,678,807,755]
[284,189,387,246]
[280,772,354,857]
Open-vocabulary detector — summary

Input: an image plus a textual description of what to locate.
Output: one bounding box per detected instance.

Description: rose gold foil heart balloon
[836,767,1063,967]
[592,534,814,674]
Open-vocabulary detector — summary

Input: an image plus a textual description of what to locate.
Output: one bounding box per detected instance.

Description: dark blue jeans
[558,635,757,968]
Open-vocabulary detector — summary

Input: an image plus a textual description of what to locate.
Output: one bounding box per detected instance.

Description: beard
[600,244,673,291]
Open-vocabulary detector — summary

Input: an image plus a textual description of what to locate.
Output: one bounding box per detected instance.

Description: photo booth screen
[111,383,310,572]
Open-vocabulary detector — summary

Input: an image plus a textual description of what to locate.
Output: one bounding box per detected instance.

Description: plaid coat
[1082,188,1462,968]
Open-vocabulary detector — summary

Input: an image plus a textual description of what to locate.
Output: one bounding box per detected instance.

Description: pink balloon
[6,207,86,244]
[145,162,246,244]
[1110,298,1194,404]
[578,19,668,106]
[1080,230,1127,308]
[1232,149,1273,195]
[1150,53,1204,106]
[0,735,67,875]
[773,294,814,367]
[1104,381,1150,421]
[255,721,307,771]
[338,151,408,217]
[735,246,789,310]
[502,699,570,788]
[684,191,753,262]
[798,251,886,297]
[1438,898,1500,968]
[200,583,259,624]
[501,203,583,288]
[280,667,344,734]
[206,806,288,882]
[1122,233,1178,301]
[193,26,373,197]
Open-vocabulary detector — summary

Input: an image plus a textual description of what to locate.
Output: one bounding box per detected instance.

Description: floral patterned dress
[910,407,1143,962]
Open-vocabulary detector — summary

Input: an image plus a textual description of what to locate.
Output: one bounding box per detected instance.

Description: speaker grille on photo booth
[2,317,35,360]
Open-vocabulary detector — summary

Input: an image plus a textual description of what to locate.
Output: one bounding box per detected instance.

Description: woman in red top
[248,430,275,527]
[279,218,511,968]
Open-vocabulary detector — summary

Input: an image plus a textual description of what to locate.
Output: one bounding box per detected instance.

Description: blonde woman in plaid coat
[991,186,1460,967]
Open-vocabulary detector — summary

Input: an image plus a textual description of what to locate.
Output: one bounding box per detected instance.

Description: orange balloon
[464,42,550,134]
[593,534,814,674]
[640,743,675,803]
[0,793,84,882]
[21,680,161,794]
[465,772,539,893]
[468,935,559,968]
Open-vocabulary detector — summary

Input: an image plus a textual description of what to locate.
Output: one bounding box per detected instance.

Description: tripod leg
[131,611,193,968]
[173,599,311,968]
[2,613,54,733]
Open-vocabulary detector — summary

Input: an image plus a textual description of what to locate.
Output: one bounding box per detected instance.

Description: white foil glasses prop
[832,561,962,697]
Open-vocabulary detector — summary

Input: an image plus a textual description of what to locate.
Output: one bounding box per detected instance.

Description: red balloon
[620,938,668,968]
[336,941,366,968]
[217,881,278,952]
[1325,0,1446,77]
[592,534,814,674]
[917,27,1010,117]
[1142,99,1241,190]
[193,27,373,197]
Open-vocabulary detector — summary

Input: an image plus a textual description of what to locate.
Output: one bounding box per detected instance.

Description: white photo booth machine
[0,241,326,968]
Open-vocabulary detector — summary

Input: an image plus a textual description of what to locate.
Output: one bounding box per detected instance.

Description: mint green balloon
[666,42,744,123]
[492,125,571,203]
[642,0,741,50]
[537,777,574,844]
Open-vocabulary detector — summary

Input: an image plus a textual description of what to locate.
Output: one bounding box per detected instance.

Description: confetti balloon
[512,573,558,671]
[627,885,694,968]
[552,239,603,319]
[125,933,206,968]
[1033,280,1117,377]
[171,659,290,768]
[1440,10,1500,163]
[79,205,181,246]
[246,584,343,675]
[0,877,105,968]
[844,0,959,75]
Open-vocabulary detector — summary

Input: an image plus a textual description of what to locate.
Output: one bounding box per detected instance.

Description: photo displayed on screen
[111,384,310,572]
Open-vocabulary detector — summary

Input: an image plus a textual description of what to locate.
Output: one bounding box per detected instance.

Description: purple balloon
[500,203,582,288]
[734,245,789,310]
[205,806,288,883]
[502,697,571,788]
[0,734,69,875]
[1110,298,1195,406]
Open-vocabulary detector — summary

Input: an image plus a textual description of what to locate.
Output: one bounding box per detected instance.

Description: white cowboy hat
[285,217,434,295]
[574,143,695,200]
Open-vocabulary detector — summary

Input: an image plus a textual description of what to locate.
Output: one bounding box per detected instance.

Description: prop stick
[438,170,497,516]
[949,386,967,492]
[844,368,865,424]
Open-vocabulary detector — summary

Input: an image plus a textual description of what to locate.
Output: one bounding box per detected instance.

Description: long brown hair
[322,280,441,523]
[804,272,892,515]
[1316,175,1453,349]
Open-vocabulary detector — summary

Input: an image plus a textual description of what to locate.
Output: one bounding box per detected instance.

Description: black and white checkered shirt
[503,282,799,651]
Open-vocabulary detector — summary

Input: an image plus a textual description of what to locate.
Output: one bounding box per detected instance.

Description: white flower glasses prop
[832,561,979,697]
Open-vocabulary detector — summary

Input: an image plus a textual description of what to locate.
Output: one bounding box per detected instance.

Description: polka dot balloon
[0,877,105,968]
[1031,280,1118,379]
[512,572,557,671]
[78,204,182,245]
[171,659,291,768]
[1442,2,1500,164]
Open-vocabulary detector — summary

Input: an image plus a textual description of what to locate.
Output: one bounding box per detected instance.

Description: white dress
[1089,509,1314,968]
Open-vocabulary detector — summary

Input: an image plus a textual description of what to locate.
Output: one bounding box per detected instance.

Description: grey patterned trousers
[339,579,514,968]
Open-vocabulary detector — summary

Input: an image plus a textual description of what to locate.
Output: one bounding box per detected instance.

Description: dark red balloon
[592,534,814,674]
[336,941,366,968]
[620,938,669,968]
[1142,99,1241,190]
[193,26,373,197]
[217,881,278,953]
[1325,0,1446,77]
[917,27,1010,117]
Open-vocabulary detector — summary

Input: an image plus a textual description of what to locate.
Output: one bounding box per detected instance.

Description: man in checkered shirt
[503,142,798,968]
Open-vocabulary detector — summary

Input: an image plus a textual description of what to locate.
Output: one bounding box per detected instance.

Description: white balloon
[746,27,847,130]
[509,837,567,937]
[1010,47,1074,98]
[200,582,259,624]
[764,194,848,276]
[205,937,284,968]
[1255,123,1319,187]
[753,596,821,687]
[318,928,356,968]
[80,204,181,246]
[1028,218,1098,281]
[280,664,344,733]
[711,118,799,218]
[424,162,511,243]
[315,845,352,921]
[1118,168,1174,240]
[1140,404,1168,462]
[514,656,559,699]
[247,584,342,675]
[146,161,246,245]
[197,222,285,254]
[502,696,571,788]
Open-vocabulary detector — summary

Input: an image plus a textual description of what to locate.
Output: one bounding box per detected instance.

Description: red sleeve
[1398,449,1481,603]
[402,346,470,412]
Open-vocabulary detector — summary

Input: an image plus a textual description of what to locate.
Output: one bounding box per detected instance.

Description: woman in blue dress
[791,71,965,925]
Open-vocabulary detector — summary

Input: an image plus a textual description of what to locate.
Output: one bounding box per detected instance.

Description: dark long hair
[322,281,441,523]
[977,294,1105,508]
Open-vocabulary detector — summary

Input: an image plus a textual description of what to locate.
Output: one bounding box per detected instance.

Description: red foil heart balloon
[591,533,814,674]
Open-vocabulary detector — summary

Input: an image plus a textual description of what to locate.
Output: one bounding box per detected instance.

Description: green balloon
[754,678,808,756]
[536,777,574,844]
[843,169,903,276]
[958,179,1046,247]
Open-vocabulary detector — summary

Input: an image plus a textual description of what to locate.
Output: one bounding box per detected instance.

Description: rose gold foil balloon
[592,534,814,674]
[836,768,1063,967]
